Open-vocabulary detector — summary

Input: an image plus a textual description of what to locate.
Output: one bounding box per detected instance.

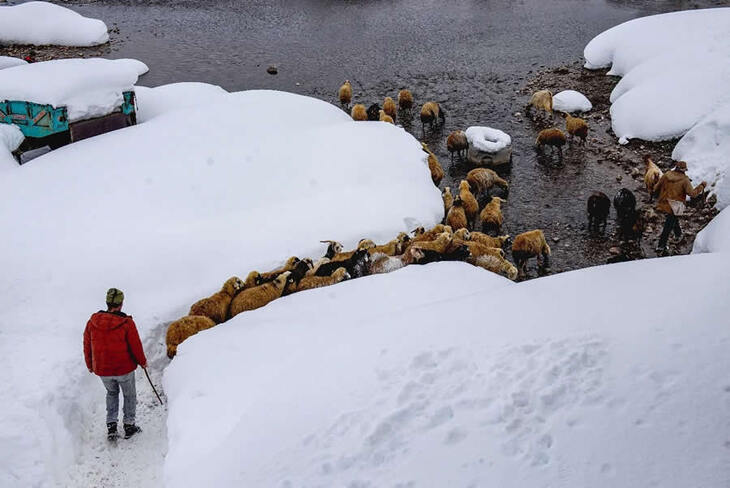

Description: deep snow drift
[0,1,109,47]
[552,89,592,113]
[584,8,730,208]
[692,206,730,254]
[0,86,441,487]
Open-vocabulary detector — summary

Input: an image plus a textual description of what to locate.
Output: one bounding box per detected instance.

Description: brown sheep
[470,231,510,249]
[357,238,376,250]
[398,89,414,110]
[409,224,452,245]
[479,196,506,233]
[372,232,410,256]
[410,232,452,254]
[351,104,367,121]
[536,128,567,156]
[338,80,352,106]
[442,186,453,216]
[421,142,444,186]
[383,96,397,121]
[369,247,425,275]
[563,112,588,144]
[420,101,445,134]
[243,271,261,289]
[466,168,509,196]
[446,197,468,230]
[467,255,518,281]
[189,276,245,324]
[229,271,292,319]
[453,228,471,241]
[379,109,394,124]
[258,256,300,283]
[166,315,216,359]
[643,154,663,202]
[511,229,551,278]
[288,267,350,293]
[526,89,553,119]
[451,239,505,258]
[459,180,479,224]
[446,130,468,161]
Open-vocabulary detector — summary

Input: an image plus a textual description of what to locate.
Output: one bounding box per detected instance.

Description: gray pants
[100,371,136,425]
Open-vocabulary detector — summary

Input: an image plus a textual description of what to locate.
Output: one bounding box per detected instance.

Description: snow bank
[584,8,730,208]
[0,1,109,47]
[692,206,730,254]
[0,87,442,487]
[164,254,730,487]
[552,89,592,113]
[135,82,230,123]
[465,126,511,153]
[0,55,27,70]
[0,124,23,158]
[0,58,148,122]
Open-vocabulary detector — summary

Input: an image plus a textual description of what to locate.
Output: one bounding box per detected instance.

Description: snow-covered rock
[164,254,730,487]
[0,1,109,47]
[0,58,148,122]
[0,124,24,168]
[584,8,730,209]
[465,126,512,166]
[693,206,730,254]
[552,89,592,113]
[0,55,27,70]
[0,87,442,487]
[134,82,230,123]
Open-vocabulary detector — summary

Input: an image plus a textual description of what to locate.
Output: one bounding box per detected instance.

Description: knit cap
[106,288,124,306]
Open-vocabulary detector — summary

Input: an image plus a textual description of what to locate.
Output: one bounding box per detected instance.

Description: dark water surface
[56,0,727,275]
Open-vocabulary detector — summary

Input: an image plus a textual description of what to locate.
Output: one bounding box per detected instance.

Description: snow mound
[584,8,730,208]
[0,56,27,70]
[552,89,592,113]
[0,86,442,487]
[0,1,109,47]
[465,126,511,153]
[0,58,149,122]
[135,82,230,122]
[693,206,730,254]
[164,255,730,487]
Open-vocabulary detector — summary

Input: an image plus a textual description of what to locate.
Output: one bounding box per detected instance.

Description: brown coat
[653,170,705,214]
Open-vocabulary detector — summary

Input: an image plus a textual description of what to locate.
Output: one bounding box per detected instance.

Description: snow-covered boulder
[692,206,730,254]
[0,1,109,47]
[465,126,512,166]
[135,82,230,123]
[0,124,24,170]
[0,56,27,70]
[552,89,592,113]
[0,58,149,122]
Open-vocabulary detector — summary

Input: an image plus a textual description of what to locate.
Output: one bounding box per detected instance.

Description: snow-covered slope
[0,55,27,70]
[0,1,109,47]
[164,255,730,487]
[693,206,730,254]
[0,86,441,487]
[584,8,730,208]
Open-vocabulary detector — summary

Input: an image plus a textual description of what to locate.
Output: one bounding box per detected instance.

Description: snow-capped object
[134,82,230,122]
[0,124,24,169]
[465,126,511,153]
[693,206,730,254]
[0,58,149,122]
[0,56,27,70]
[552,90,592,113]
[0,1,110,47]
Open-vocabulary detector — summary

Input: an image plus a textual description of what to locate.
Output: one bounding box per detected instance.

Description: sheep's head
[357,238,376,250]
[443,186,451,196]
[321,240,343,258]
[453,228,470,240]
[452,196,463,207]
[244,271,261,288]
[275,271,293,290]
[302,258,314,269]
[285,256,300,269]
[223,276,245,295]
[459,180,470,192]
[411,226,425,236]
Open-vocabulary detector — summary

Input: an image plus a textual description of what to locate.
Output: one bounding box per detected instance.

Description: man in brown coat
[653,160,706,253]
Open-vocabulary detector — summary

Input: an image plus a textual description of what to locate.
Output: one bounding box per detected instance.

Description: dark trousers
[658,214,681,248]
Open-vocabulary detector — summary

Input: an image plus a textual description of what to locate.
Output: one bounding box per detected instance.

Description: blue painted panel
[0,100,68,138]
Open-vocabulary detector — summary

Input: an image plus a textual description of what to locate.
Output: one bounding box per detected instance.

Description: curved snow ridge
[465,126,511,153]
[0,56,27,70]
[0,1,109,47]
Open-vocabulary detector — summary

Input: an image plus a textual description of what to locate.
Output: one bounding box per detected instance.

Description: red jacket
[83,311,147,376]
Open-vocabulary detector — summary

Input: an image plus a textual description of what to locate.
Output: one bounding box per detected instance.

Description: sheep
[459,179,479,224]
[369,247,425,275]
[379,109,394,124]
[466,168,509,196]
[307,257,331,276]
[320,240,343,258]
[453,228,471,240]
[442,186,453,216]
[470,231,510,249]
[398,89,414,110]
[421,142,444,186]
[446,130,468,161]
[535,128,566,157]
[165,315,216,359]
[357,238,376,250]
[451,238,505,258]
[643,155,663,202]
[367,103,381,121]
[288,267,350,293]
[338,80,352,107]
[258,256,300,283]
[315,248,371,278]
[563,112,588,144]
[371,232,411,256]
[289,258,314,284]
[467,255,518,281]
[446,197,468,230]
[420,101,445,135]
[479,196,506,233]
[188,276,245,324]
[613,188,639,240]
[587,191,610,233]
[526,89,553,119]
[409,224,452,244]
[229,271,292,319]
[351,104,367,121]
[243,271,261,289]
[410,232,452,254]
[383,96,397,122]
[511,229,551,278]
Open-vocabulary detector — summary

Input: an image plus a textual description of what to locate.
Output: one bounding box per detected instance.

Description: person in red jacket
[84,288,147,440]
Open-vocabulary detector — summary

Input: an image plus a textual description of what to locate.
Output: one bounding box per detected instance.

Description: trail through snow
[62,322,170,487]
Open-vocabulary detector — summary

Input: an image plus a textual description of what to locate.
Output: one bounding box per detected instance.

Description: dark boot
[124,423,142,439]
[107,422,118,440]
